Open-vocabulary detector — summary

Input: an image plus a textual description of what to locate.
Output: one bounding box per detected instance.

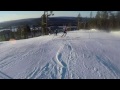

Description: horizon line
[0,16,90,23]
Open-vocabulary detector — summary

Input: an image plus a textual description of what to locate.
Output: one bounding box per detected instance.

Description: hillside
[0,30,120,79]
[0,17,89,28]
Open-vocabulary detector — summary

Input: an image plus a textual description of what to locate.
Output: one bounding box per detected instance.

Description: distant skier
[55,29,58,36]
[61,26,67,37]
[48,27,51,35]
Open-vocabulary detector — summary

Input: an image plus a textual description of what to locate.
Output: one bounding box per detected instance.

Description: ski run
[0,29,120,79]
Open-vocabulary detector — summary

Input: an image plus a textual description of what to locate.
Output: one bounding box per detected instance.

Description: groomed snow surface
[0,29,120,79]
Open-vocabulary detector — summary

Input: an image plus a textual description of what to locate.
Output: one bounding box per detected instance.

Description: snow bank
[90,29,98,31]
[110,30,120,37]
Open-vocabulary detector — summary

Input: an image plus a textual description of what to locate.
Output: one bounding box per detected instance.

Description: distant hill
[0,18,41,28]
[0,17,90,28]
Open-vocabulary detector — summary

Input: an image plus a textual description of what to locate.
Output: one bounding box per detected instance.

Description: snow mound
[110,30,120,37]
[90,29,98,31]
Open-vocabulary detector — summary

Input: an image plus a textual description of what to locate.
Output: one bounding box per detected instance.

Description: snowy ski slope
[0,29,120,79]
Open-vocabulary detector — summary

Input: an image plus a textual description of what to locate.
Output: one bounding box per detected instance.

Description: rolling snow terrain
[0,29,120,79]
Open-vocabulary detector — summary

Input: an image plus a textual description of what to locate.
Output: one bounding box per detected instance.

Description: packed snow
[0,30,120,79]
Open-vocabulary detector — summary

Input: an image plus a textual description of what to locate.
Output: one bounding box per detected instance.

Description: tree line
[1,11,120,41]
[77,11,120,31]
[0,24,42,41]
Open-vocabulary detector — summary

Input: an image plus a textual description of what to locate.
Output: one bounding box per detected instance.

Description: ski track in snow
[34,36,79,79]
[82,31,120,79]
[95,55,120,78]
[52,42,67,79]
[70,30,120,79]
[94,40,120,78]
[0,70,12,79]
[56,50,67,79]
[33,63,55,79]
[66,39,79,79]
[17,38,65,79]
[0,30,120,79]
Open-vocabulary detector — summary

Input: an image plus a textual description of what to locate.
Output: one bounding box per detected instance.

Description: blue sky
[0,11,97,22]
